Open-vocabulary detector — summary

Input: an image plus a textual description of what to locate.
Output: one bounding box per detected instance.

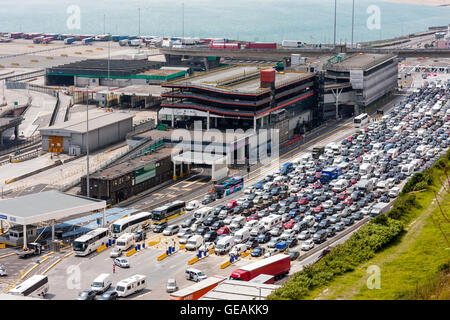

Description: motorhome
[193,207,213,222]
[260,215,282,231]
[116,233,135,251]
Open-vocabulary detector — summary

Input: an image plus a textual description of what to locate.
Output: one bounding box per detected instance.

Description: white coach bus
[73,227,109,256]
[111,211,152,238]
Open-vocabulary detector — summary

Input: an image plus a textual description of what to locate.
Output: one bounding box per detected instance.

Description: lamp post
[86,85,90,198]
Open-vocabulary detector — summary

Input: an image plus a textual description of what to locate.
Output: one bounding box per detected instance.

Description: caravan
[260,215,282,231]
[115,275,147,297]
[115,233,135,251]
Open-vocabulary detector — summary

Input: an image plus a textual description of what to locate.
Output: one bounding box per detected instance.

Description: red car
[217,226,231,235]
[312,206,323,213]
[282,219,296,229]
[298,197,309,205]
[246,213,259,222]
[347,136,354,142]
[343,197,353,205]
[351,178,358,184]
[312,181,322,189]
[337,192,347,200]
[226,200,238,209]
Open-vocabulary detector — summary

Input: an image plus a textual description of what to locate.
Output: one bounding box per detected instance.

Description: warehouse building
[39,112,133,154]
[320,53,398,119]
[160,65,317,141]
[80,147,176,203]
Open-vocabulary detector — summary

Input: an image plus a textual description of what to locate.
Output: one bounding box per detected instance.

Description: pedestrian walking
[113,264,115,274]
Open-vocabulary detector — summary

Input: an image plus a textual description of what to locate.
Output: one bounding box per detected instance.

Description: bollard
[142,243,145,249]
[136,244,141,251]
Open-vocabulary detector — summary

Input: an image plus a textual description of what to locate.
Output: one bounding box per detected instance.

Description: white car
[388,187,400,198]
[110,247,122,258]
[244,187,254,194]
[0,266,6,276]
[186,200,200,211]
[199,242,215,253]
[223,216,234,225]
[301,239,314,251]
[114,258,130,268]
[297,230,310,240]
[236,198,247,206]
[322,200,333,209]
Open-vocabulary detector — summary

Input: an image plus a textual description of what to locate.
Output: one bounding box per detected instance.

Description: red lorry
[229,254,290,281]
[245,42,277,49]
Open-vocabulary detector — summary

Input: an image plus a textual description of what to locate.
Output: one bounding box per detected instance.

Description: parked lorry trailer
[229,254,290,281]
[168,276,226,300]
[320,166,342,184]
[245,42,277,49]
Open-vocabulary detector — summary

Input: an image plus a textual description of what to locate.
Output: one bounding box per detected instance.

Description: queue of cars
[146,82,449,264]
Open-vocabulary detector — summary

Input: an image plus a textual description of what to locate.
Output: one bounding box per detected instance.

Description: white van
[387,148,399,159]
[116,233,135,251]
[415,145,427,157]
[376,181,388,192]
[233,228,250,244]
[229,216,246,230]
[244,220,259,229]
[185,268,207,282]
[215,236,235,255]
[193,207,212,222]
[402,163,415,176]
[260,214,282,231]
[91,273,112,294]
[115,274,146,297]
[337,162,349,173]
[359,163,372,176]
[185,235,204,251]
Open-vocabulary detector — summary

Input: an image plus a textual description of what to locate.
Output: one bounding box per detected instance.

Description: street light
[86,85,90,198]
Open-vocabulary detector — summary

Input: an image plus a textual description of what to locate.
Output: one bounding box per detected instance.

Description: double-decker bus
[73,228,109,256]
[354,113,369,128]
[151,201,186,224]
[215,176,244,198]
[110,211,152,238]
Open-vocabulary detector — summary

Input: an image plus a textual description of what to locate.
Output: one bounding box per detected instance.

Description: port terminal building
[160,65,316,142]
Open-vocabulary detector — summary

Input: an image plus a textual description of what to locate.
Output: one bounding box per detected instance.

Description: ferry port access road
[42,94,402,300]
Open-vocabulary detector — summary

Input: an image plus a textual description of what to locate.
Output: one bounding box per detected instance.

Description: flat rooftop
[100,85,169,97]
[90,147,173,180]
[0,190,106,225]
[46,59,164,77]
[167,65,313,93]
[39,112,133,134]
[200,279,280,300]
[326,53,396,72]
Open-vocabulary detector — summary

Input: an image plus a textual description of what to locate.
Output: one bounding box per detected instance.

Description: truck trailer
[229,254,290,281]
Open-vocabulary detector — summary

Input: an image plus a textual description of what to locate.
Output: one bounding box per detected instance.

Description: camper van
[185,268,207,282]
[260,215,282,232]
[115,275,147,297]
[91,273,112,294]
[116,233,135,251]
[193,207,213,222]
[359,163,373,176]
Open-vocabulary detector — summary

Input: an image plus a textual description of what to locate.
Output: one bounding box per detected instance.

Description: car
[352,211,363,220]
[297,230,311,240]
[282,219,296,229]
[229,243,248,256]
[217,226,231,235]
[204,230,218,242]
[195,226,210,236]
[109,247,122,258]
[334,222,345,232]
[326,227,336,237]
[77,290,97,300]
[0,266,6,277]
[267,237,280,248]
[286,250,300,261]
[203,216,218,227]
[210,220,225,231]
[97,290,119,300]
[163,225,180,236]
[114,258,130,268]
[186,200,200,211]
[344,217,354,226]
[269,226,283,237]
[223,216,234,225]
[199,242,215,253]
[301,239,314,251]
[179,234,191,244]
[251,246,266,257]
[202,194,216,205]
[153,221,168,233]
[166,279,178,293]
[245,238,259,250]
[181,217,197,228]
[286,237,298,248]
[177,227,193,239]
[257,232,271,244]
[264,248,280,258]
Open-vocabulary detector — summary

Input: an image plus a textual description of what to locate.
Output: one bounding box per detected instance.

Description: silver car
[114,258,130,268]
[110,247,122,258]
[166,279,178,293]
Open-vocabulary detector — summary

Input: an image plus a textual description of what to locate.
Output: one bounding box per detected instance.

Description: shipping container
[210,42,241,49]
[168,276,226,300]
[229,254,290,281]
[245,42,277,49]
[9,32,23,39]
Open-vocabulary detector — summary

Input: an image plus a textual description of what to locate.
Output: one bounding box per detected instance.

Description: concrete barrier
[157,252,168,261]
[220,260,231,269]
[148,237,161,247]
[126,248,136,257]
[188,256,199,265]
[0,243,5,249]
[96,244,107,253]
